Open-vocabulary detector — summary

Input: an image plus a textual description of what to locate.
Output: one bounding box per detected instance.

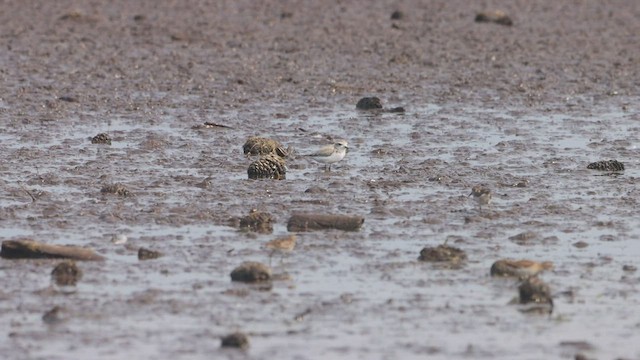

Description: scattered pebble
[91,133,112,145]
[51,260,82,286]
[220,332,249,349]
[238,210,274,234]
[230,262,272,283]
[247,154,287,180]
[101,183,131,197]
[573,241,589,248]
[587,159,625,172]
[475,10,513,26]
[138,247,163,260]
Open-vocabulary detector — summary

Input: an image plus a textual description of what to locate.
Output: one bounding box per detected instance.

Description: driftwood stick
[1,239,105,261]
[287,213,364,232]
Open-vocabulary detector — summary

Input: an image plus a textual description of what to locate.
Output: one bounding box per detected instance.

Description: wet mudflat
[1,1,639,359]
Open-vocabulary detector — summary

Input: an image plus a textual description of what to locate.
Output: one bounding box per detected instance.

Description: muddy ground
[1,1,639,359]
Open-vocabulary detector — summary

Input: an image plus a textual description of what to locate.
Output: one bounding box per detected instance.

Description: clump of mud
[138,247,163,261]
[518,277,553,313]
[418,244,467,267]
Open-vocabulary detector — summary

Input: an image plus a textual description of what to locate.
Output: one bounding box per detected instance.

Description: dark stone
[51,260,82,286]
[221,332,249,349]
[587,159,624,171]
[230,262,272,283]
[356,97,383,110]
[386,106,406,113]
[138,247,163,260]
[91,133,112,145]
[247,154,286,180]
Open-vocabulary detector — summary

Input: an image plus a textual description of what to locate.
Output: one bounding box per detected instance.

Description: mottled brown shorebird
[265,234,296,263]
[490,259,553,279]
[469,185,492,212]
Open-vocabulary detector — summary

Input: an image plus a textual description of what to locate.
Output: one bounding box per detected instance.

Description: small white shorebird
[305,139,349,171]
[469,185,492,212]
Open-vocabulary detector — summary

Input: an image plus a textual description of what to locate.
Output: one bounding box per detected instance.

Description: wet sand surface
[1,1,639,359]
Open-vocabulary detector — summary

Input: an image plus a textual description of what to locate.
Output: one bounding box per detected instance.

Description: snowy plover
[305,140,349,171]
[469,185,492,211]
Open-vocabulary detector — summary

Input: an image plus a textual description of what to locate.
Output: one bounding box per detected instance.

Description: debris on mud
[247,154,287,180]
[356,97,383,110]
[587,159,624,172]
[191,122,233,130]
[138,247,163,260]
[220,332,249,349]
[100,183,131,197]
[287,213,364,232]
[243,136,288,157]
[418,244,467,267]
[230,262,272,283]
[518,277,553,313]
[236,210,274,234]
[475,10,513,26]
[91,133,112,145]
[51,260,83,286]
[1,239,105,261]
[490,259,553,279]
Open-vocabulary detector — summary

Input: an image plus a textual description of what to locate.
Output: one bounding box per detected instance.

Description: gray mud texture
[1,1,640,359]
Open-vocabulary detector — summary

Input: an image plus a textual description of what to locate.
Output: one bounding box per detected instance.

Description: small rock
[587,159,624,172]
[622,264,637,272]
[51,261,82,286]
[101,183,131,197]
[386,106,405,113]
[230,262,272,283]
[418,244,466,265]
[247,154,287,180]
[91,133,112,145]
[221,332,249,349]
[138,247,163,260]
[475,10,513,26]
[356,97,383,110]
[238,210,274,234]
[573,241,589,248]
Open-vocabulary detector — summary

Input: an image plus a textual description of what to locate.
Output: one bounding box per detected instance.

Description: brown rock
[287,213,364,232]
[418,244,467,264]
[519,276,553,308]
[356,97,383,110]
[1,239,105,261]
